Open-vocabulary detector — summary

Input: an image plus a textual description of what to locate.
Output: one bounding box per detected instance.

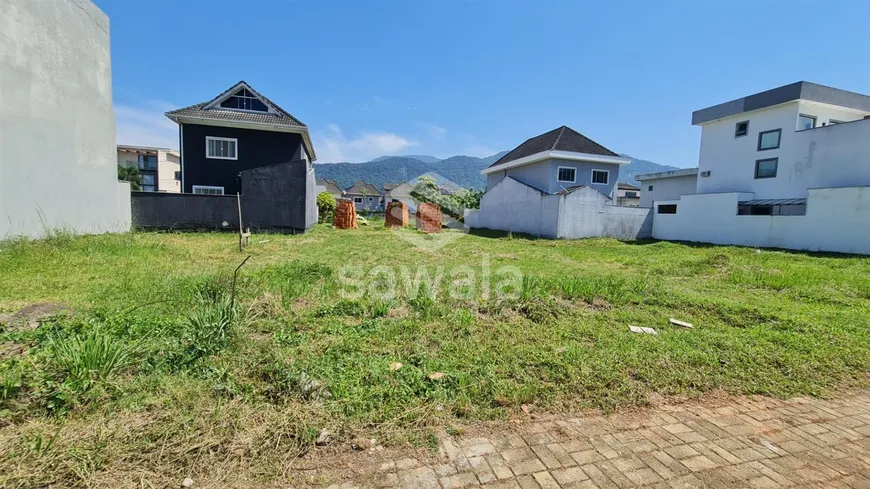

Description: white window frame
[797,114,816,131]
[591,169,610,185]
[192,185,225,195]
[353,197,363,203]
[205,136,238,160]
[556,166,576,183]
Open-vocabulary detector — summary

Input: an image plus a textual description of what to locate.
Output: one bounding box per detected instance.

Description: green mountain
[370,154,442,164]
[314,152,678,191]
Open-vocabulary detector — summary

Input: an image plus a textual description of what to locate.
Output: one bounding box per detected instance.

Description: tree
[409,176,482,220]
[316,192,336,223]
[118,165,142,191]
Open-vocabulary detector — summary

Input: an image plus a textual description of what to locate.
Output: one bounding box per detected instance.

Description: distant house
[466,126,652,239]
[316,178,343,200]
[117,145,180,193]
[165,80,316,196]
[615,182,641,207]
[481,126,629,198]
[383,182,417,212]
[344,181,382,211]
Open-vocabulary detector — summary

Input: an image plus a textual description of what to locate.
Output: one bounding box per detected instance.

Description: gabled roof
[483,126,629,175]
[382,183,400,192]
[489,126,620,168]
[165,81,316,160]
[504,177,611,199]
[692,81,870,125]
[345,181,381,196]
[316,178,342,195]
[617,182,641,191]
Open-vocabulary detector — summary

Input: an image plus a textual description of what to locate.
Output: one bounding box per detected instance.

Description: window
[206,137,237,160]
[138,154,157,170]
[591,169,609,185]
[757,129,781,151]
[368,197,374,202]
[755,158,778,179]
[141,174,156,192]
[738,204,806,216]
[658,204,677,214]
[797,114,816,131]
[735,120,749,137]
[557,166,576,183]
[174,171,181,181]
[192,185,224,195]
[219,88,269,112]
[624,191,638,198]
[353,197,363,203]
[648,185,653,191]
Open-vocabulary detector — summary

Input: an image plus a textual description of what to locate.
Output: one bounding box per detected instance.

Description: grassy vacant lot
[1,223,869,487]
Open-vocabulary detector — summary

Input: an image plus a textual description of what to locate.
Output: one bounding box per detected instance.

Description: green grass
[1,224,869,487]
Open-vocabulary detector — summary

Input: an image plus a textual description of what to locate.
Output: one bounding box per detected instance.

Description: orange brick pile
[415,202,442,233]
[333,199,358,229]
[384,201,409,228]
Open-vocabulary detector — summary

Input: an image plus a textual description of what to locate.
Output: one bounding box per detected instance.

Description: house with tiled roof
[165,81,316,196]
[482,125,630,198]
[316,178,343,200]
[344,181,382,211]
[466,126,653,239]
[162,80,318,232]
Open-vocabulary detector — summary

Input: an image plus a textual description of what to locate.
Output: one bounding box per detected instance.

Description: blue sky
[96,0,870,166]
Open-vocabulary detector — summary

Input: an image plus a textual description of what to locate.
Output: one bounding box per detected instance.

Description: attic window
[220,88,269,112]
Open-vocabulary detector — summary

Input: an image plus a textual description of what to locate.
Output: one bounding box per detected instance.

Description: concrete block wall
[1,0,131,238]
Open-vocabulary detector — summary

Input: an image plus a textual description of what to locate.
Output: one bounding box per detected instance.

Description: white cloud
[115,100,179,149]
[423,123,447,140]
[314,125,415,163]
[462,145,499,157]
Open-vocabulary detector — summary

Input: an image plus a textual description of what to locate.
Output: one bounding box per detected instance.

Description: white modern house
[117,145,181,193]
[650,81,870,254]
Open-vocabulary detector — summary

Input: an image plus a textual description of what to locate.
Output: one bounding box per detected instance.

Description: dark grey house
[165,81,316,196]
[162,81,317,232]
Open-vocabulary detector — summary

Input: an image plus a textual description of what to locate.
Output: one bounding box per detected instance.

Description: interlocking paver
[330,391,870,488]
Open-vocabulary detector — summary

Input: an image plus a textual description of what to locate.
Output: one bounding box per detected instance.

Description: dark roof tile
[489,126,619,168]
[166,80,306,128]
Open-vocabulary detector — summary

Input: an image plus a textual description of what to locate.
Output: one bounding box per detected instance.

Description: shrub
[316,192,336,223]
[183,300,240,361]
[50,331,133,385]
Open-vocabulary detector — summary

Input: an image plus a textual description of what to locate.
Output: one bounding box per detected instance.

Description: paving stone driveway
[326,391,870,488]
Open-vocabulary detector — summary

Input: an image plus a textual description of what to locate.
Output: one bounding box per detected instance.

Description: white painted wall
[159,152,180,193]
[696,102,870,199]
[652,187,870,255]
[557,187,652,239]
[465,177,651,240]
[466,177,560,238]
[1,0,131,237]
[638,173,698,208]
